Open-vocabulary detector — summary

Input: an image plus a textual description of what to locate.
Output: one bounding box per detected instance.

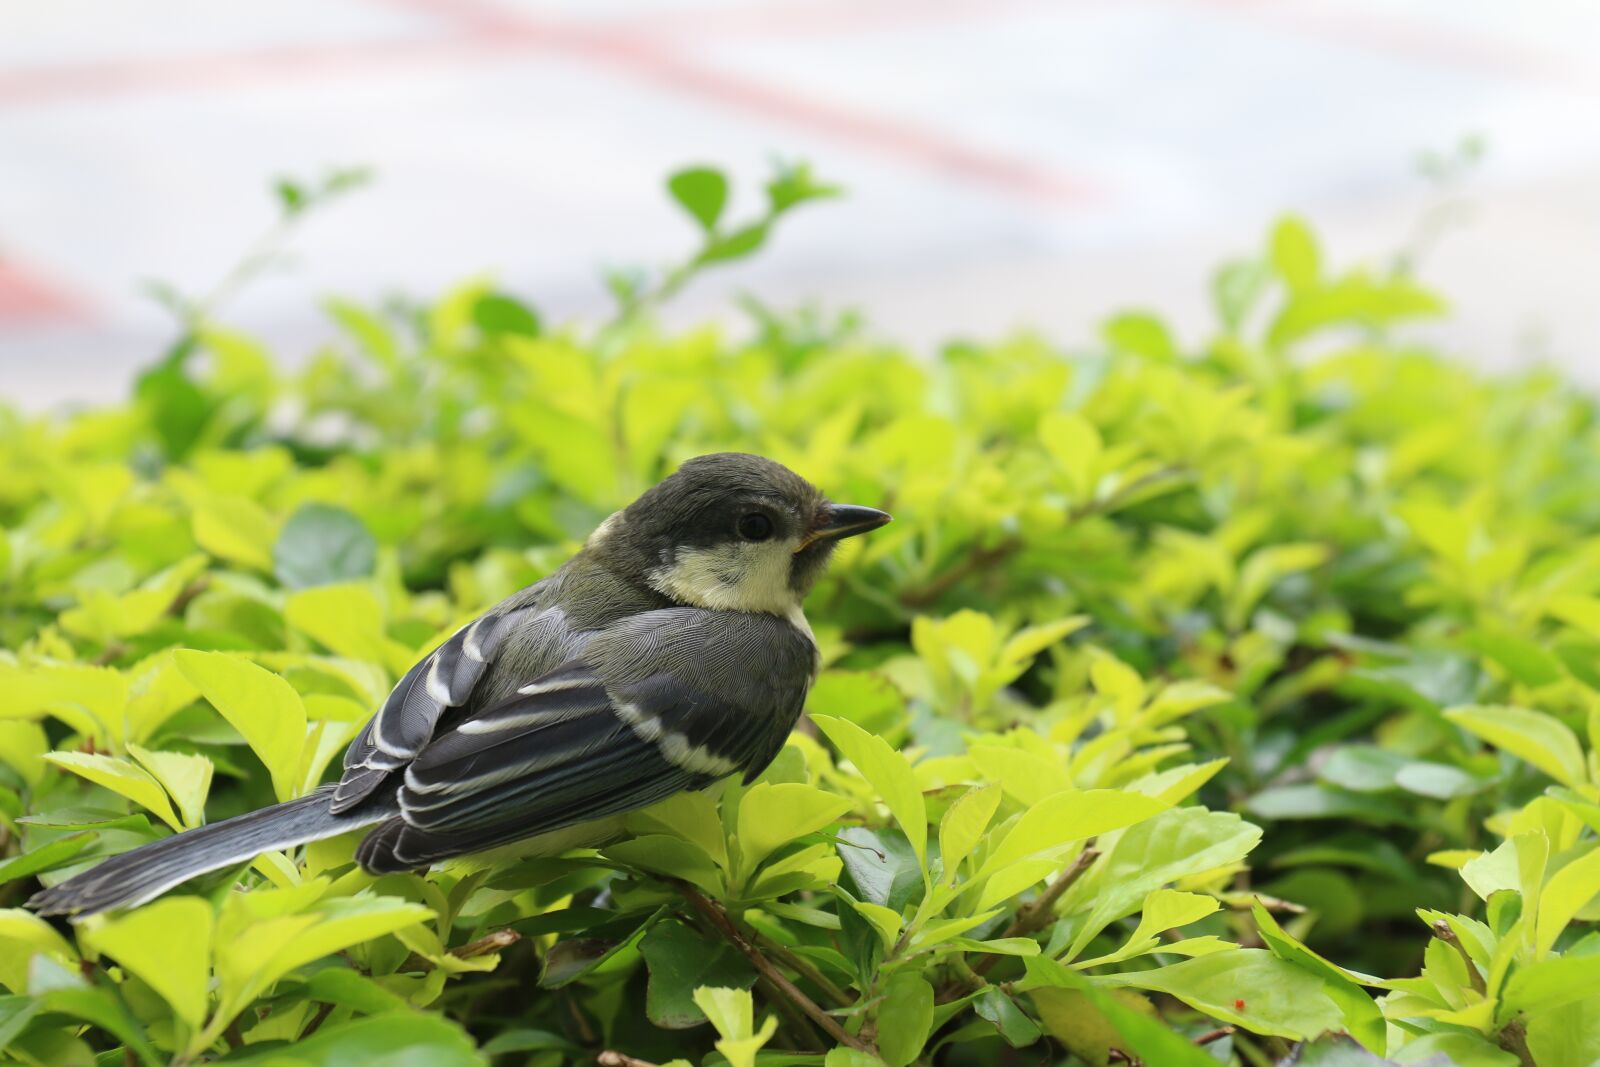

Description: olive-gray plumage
[29,453,889,916]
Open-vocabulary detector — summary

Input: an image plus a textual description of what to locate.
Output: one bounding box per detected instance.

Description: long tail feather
[27,786,391,918]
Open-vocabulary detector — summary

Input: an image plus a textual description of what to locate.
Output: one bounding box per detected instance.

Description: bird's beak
[796,504,892,551]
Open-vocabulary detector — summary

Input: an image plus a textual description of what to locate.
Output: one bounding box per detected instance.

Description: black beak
[798,504,892,551]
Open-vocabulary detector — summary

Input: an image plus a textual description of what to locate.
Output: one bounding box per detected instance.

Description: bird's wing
[331,598,563,812]
[353,608,814,872]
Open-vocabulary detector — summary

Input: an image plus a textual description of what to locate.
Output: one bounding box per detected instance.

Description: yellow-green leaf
[981,789,1167,877]
[1445,705,1586,788]
[815,715,927,863]
[939,784,1002,883]
[735,783,851,879]
[43,751,182,831]
[1537,844,1600,955]
[692,986,778,1067]
[0,908,78,993]
[127,743,213,830]
[174,650,307,801]
[85,897,213,1029]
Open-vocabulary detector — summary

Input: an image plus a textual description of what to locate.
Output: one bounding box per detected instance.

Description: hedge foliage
[2,169,1600,1066]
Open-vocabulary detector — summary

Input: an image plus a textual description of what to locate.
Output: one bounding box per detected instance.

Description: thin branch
[676,882,873,1053]
[747,925,856,1008]
[454,928,521,959]
[937,846,1101,1003]
[754,973,827,1052]
[899,537,1021,609]
[1011,846,1100,939]
[598,1052,661,1067]
[1194,1026,1235,1046]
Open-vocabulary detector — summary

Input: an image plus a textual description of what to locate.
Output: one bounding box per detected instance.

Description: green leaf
[1022,959,1215,1067]
[1253,902,1384,1052]
[692,986,777,1067]
[806,671,904,736]
[0,909,78,994]
[980,788,1167,877]
[273,504,377,590]
[1076,889,1220,967]
[639,920,757,1029]
[735,782,851,880]
[84,897,213,1029]
[1526,994,1600,1067]
[837,827,924,911]
[127,743,212,830]
[190,493,279,571]
[972,987,1041,1047]
[174,650,307,801]
[1536,843,1600,954]
[667,166,729,231]
[42,752,182,831]
[1100,948,1343,1039]
[1101,312,1176,361]
[0,833,96,888]
[1039,411,1103,502]
[222,1012,482,1066]
[700,223,769,265]
[472,293,542,338]
[1063,809,1261,960]
[216,892,433,1016]
[1269,214,1320,292]
[1319,745,1408,793]
[876,971,934,1067]
[1444,704,1587,787]
[1503,955,1600,1016]
[34,980,162,1067]
[814,716,927,863]
[939,784,1001,881]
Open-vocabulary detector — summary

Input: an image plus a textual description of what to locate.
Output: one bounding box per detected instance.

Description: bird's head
[588,452,891,615]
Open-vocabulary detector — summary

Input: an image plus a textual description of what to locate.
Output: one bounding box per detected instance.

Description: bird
[29,453,890,917]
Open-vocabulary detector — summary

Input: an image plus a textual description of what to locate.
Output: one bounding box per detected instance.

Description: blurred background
[3,0,1599,409]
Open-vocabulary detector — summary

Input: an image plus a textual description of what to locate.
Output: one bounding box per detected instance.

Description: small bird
[30,453,890,917]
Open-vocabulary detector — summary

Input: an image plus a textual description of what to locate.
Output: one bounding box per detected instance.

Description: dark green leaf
[273,504,377,590]
[973,987,1041,1048]
[638,919,757,1029]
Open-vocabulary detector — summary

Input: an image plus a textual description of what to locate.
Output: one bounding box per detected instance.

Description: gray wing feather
[351,609,816,873]
[332,607,526,811]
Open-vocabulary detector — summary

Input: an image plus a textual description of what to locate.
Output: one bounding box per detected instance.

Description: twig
[676,882,873,1052]
[900,537,1022,608]
[454,928,521,959]
[1497,1019,1537,1067]
[1106,1050,1140,1066]
[935,846,1101,1004]
[747,926,856,1008]
[754,973,826,1052]
[1194,1026,1235,1045]
[300,1002,336,1039]
[401,927,521,971]
[973,846,1099,978]
[598,1052,660,1067]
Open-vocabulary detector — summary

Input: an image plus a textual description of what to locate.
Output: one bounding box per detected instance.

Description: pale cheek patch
[647,543,800,616]
[614,702,739,776]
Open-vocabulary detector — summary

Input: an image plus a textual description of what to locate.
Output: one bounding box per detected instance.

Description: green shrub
[1,168,1598,1066]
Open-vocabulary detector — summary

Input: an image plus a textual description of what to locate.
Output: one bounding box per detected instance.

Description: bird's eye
[737,513,773,541]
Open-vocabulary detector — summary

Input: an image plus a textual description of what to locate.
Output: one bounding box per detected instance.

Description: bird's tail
[28,786,391,919]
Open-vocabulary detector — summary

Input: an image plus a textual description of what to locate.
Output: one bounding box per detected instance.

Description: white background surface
[3,0,1599,407]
